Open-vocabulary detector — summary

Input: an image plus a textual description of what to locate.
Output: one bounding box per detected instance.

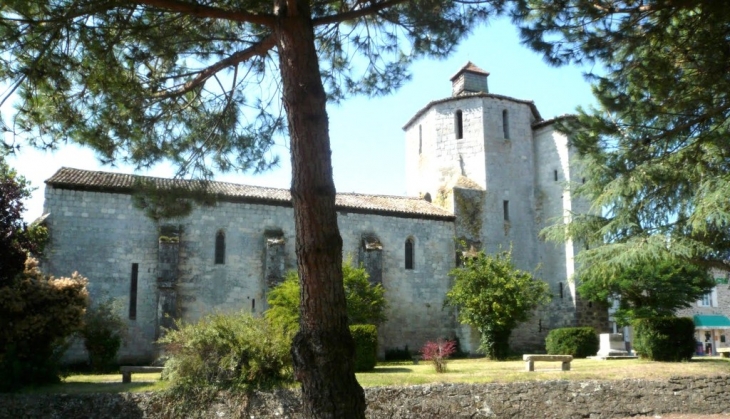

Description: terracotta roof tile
[46,167,454,220]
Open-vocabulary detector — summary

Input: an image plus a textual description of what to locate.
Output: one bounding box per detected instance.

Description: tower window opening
[503,200,509,221]
[502,109,510,139]
[405,238,414,270]
[418,125,423,154]
[559,282,564,299]
[215,230,226,264]
[129,263,138,320]
[455,110,463,139]
[554,170,558,181]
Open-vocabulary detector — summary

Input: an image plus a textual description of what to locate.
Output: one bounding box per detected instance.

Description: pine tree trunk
[274,0,366,417]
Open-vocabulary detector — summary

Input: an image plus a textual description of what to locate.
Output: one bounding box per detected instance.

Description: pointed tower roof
[450,61,490,81]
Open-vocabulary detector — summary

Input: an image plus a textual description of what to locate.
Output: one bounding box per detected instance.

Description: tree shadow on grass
[24,381,161,395]
[366,367,413,374]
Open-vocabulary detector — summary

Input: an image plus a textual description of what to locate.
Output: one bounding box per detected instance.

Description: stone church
[41,63,608,363]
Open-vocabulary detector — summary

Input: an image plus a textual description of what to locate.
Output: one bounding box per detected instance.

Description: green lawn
[20,357,730,395]
[357,357,730,387]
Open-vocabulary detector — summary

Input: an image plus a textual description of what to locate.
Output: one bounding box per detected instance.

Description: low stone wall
[2,376,730,418]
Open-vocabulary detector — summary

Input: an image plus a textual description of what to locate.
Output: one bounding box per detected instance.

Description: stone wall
[43,185,457,362]
[3,376,730,418]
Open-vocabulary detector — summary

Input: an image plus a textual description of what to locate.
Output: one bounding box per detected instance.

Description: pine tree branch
[151,35,276,99]
[131,0,276,26]
[313,0,409,26]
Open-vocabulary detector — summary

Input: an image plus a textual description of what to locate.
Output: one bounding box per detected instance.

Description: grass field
[23,356,730,395]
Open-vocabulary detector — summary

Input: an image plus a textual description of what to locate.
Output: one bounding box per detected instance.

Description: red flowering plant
[420,339,457,373]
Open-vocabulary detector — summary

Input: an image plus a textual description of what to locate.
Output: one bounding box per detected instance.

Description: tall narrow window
[129,263,138,320]
[252,298,256,313]
[405,238,414,270]
[455,110,463,139]
[559,282,564,299]
[502,109,510,139]
[215,230,225,264]
[554,170,559,181]
[418,125,423,154]
[503,200,510,221]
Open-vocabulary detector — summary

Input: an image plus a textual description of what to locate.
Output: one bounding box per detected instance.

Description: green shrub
[545,327,599,358]
[266,259,387,332]
[0,258,88,391]
[159,311,293,392]
[633,317,695,362]
[350,325,377,372]
[384,345,412,361]
[79,298,127,372]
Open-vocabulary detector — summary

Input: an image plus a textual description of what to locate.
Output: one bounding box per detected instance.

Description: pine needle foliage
[514,1,730,272]
[578,257,715,327]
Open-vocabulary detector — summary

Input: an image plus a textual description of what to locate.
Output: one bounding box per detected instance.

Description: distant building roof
[46,167,455,221]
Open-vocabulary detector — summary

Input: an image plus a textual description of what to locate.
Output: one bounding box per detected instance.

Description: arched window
[405,238,415,270]
[455,110,463,139]
[502,109,510,139]
[215,230,226,264]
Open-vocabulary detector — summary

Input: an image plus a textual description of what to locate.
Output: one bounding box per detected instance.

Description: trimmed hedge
[633,317,695,362]
[350,325,377,372]
[545,327,599,358]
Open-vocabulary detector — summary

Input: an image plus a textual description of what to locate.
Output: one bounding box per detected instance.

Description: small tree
[420,339,457,373]
[266,260,387,331]
[79,298,127,372]
[445,248,551,360]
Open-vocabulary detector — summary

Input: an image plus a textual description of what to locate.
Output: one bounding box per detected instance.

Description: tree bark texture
[274,0,366,417]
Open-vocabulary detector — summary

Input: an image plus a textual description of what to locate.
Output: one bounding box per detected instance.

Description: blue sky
[8,17,597,222]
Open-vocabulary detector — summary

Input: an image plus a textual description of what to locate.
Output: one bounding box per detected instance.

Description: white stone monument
[591,333,637,359]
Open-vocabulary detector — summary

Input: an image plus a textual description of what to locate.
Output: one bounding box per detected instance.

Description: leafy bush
[421,339,457,373]
[545,327,599,358]
[350,325,377,372]
[159,311,293,392]
[633,317,695,362]
[266,259,387,332]
[0,258,88,391]
[79,298,127,372]
[445,247,551,360]
[384,345,412,361]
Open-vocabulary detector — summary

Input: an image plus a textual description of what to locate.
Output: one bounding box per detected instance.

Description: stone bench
[120,366,164,383]
[523,354,573,372]
[717,348,730,358]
